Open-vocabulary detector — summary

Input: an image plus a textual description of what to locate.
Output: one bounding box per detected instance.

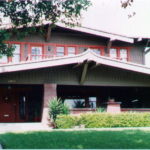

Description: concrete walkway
[0,123,52,133]
[52,126,150,131]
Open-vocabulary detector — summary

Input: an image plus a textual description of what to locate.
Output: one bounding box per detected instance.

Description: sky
[81,0,150,66]
[81,0,150,38]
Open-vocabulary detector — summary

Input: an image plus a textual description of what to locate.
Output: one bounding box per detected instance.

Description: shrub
[61,103,71,115]
[55,112,150,129]
[95,107,106,113]
[47,97,71,123]
[55,115,81,129]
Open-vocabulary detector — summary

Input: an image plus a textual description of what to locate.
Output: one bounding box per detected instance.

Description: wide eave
[0,50,150,75]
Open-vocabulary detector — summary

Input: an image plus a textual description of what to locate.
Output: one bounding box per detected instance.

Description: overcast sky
[81,0,150,38]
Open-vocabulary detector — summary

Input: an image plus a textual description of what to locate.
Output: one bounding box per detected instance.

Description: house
[0,21,150,127]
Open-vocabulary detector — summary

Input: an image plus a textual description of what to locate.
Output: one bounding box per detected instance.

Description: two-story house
[0,22,150,127]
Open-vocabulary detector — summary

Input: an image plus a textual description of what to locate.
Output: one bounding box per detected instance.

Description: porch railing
[25,54,127,62]
[25,54,64,61]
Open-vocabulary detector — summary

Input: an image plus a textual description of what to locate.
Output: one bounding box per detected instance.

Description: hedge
[55,113,150,129]
[55,114,81,129]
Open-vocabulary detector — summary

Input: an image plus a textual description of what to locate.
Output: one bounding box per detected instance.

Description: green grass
[0,129,150,149]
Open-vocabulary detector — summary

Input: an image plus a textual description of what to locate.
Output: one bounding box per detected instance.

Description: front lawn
[0,129,150,149]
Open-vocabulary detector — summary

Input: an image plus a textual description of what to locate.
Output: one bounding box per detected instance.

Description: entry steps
[0,123,52,132]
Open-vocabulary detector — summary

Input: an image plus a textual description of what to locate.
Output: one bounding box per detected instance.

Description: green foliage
[56,112,150,129]
[96,107,106,113]
[47,97,71,123]
[61,103,71,115]
[0,0,92,56]
[2,130,150,149]
[0,29,15,58]
[55,114,81,129]
[47,97,63,122]
[73,100,85,108]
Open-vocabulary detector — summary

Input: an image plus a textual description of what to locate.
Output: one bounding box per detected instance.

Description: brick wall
[41,84,57,127]
[107,102,121,113]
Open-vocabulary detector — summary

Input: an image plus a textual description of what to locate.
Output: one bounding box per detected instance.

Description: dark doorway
[0,84,43,123]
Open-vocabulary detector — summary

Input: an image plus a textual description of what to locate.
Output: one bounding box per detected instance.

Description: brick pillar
[42,84,57,127]
[107,102,121,113]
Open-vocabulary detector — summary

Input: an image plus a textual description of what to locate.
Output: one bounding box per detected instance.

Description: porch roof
[0,50,150,76]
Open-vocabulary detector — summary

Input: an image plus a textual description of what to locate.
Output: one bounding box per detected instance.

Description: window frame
[55,45,78,56]
[67,46,76,56]
[31,45,43,60]
[89,47,104,56]
[108,47,130,62]
[5,42,23,63]
[56,46,65,56]
[12,44,21,63]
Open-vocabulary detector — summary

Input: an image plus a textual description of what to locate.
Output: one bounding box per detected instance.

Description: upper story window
[31,46,42,60]
[0,44,8,63]
[110,49,117,58]
[57,47,64,56]
[12,44,20,63]
[109,48,128,62]
[68,47,75,56]
[91,49,101,55]
[120,49,127,62]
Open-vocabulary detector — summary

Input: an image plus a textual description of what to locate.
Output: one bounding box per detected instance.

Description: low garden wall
[71,108,96,114]
[121,108,150,113]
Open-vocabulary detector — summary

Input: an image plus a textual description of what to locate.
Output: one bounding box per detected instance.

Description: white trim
[0,50,150,75]
[56,22,134,43]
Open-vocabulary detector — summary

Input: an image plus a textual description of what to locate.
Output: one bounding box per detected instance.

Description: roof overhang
[55,22,134,43]
[0,50,150,75]
[0,21,134,44]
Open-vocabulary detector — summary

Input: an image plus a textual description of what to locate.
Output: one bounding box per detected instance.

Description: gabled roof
[0,21,134,43]
[0,50,150,75]
[55,22,134,43]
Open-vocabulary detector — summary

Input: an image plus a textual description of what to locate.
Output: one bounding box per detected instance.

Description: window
[89,97,97,108]
[57,47,64,56]
[64,99,85,108]
[109,48,128,62]
[0,44,8,63]
[31,47,42,60]
[12,44,20,63]
[91,49,101,55]
[68,47,75,56]
[120,49,127,62]
[110,49,117,58]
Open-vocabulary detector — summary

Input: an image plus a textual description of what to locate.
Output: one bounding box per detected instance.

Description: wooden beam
[72,62,82,68]
[46,25,52,42]
[89,62,100,69]
[80,63,88,85]
[87,59,92,64]
[106,38,115,54]
[144,48,150,55]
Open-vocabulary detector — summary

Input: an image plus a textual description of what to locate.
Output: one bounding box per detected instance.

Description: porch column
[42,84,57,127]
[107,102,122,113]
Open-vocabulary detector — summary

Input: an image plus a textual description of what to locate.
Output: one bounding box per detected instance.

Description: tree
[0,0,91,58]
[121,0,136,18]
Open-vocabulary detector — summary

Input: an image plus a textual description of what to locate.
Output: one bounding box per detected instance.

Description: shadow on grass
[0,129,150,149]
